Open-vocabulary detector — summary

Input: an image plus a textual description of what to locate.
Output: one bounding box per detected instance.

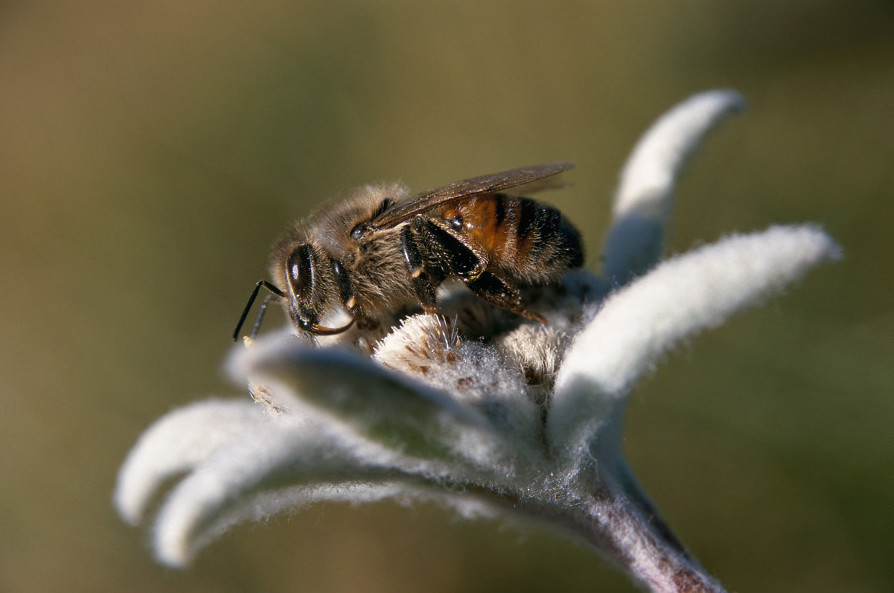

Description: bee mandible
[233,162,584,340]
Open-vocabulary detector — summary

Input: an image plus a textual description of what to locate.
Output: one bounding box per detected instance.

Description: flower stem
[561,484,727,593]
[486,467,725,593]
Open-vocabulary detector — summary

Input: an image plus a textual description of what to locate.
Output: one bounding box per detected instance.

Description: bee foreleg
[331,258,377,330]
[332,259,359,315]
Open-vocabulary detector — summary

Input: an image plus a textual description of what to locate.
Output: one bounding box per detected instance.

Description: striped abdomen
[439,193,584,284]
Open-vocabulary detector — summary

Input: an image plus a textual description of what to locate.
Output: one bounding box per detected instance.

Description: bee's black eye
[287,245,314,300]
[350,224,366,240]
[448,215,463,229]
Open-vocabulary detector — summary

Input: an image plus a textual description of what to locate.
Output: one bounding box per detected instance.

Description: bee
[233,162,584,340]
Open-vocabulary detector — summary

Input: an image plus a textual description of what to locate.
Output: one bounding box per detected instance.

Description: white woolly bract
[157,481,407,566]
[234,334,519,472]
[549,225,841,464]
[614,90,745,218]
[114,399,272,525]
[151,422,416,566]
[165,478,511,566]
[602,90,745,283]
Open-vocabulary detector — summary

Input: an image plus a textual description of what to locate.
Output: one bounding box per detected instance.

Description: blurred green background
[1,1,892,592]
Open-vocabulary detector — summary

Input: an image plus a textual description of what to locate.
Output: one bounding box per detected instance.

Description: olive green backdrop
[1,2,891,592]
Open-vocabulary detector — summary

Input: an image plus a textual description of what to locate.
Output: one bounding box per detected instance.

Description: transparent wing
[370,162,574,229]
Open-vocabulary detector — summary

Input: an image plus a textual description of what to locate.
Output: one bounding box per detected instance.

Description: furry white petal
[114,399,272,525]
[602,90,745,284]
[156,477,510,567]
[150,419,419,566]
[235,334,503,465]
[550,225,841,460]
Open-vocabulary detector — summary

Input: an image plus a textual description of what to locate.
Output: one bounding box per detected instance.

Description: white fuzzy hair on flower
[115,90,840,593]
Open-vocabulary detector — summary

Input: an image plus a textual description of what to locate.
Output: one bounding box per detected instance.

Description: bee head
[281,242,354,336]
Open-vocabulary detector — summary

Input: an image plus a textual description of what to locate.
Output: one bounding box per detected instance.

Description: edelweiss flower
[115,90,840,593]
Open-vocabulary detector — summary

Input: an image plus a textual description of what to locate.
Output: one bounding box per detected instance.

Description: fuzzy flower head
[115,90,840,593]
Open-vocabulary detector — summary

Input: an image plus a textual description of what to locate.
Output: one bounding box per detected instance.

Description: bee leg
[403,217,544,323]
[465,271,549,324]
[411,217,485,280]
[400,225,441,313]
[330,258,378,331]
[331,259,358,317]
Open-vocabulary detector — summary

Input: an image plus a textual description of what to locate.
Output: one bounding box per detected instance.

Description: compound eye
[350,224,366,240]
[286,244,314,301]
[447,215,463,229]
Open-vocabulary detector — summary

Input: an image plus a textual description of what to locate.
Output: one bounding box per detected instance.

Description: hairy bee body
[269,184,418,324]
[234,163,584,339]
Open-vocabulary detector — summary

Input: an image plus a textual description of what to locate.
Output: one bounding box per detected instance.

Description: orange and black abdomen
[441,194,584,284]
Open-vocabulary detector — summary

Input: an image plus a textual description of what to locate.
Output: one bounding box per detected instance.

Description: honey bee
[233,162,584,340]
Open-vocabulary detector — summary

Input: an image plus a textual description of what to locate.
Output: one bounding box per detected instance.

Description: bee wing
[370,162,575,229]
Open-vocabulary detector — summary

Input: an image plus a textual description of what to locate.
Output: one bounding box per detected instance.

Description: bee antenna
[233,280,285,341]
